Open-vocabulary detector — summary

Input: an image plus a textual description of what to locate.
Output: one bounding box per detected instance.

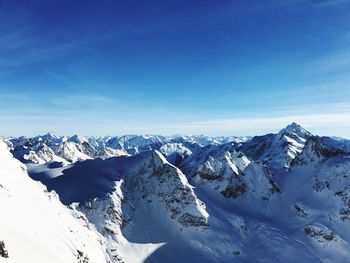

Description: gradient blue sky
[1,0,350,137]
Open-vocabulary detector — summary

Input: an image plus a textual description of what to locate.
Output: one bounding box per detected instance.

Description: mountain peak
[44,132,60,138]
[32,132,62,143]
[151,150,168,164]
[69,134,88,144]
[281,122,311,137]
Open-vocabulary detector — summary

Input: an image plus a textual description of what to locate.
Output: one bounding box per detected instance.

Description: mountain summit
[239,122,311,170]
[281,122,312,138]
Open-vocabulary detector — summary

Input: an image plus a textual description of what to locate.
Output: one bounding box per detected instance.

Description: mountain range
[1,123,350,262]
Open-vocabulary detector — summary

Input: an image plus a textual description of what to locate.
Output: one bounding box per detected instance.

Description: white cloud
[109,109,350,138]
[190,112,350,130]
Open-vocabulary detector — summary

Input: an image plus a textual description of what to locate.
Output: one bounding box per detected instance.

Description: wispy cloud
[275,0,349,7]
[312,0,350,7]
[190,113,350,131]
[0,39,91,69]
[275,102,350,115]
[0,30,35,51]
[0,8,164,70]
[117,112,350,138]
[1,95,350,137]
[312,49,350,73]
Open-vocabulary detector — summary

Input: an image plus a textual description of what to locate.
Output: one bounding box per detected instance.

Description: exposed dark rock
[293,136,347,166]
[313,180,330,192]
[304,226,337,241]
[76,249,89,263]
[294,204,308,218]
[221,184,247,199]
[335,185,350,221]
[0,241,9,258]
[178,213,208,227]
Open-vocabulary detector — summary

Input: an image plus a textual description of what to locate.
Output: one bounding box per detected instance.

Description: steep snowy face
[275,145,350,260]
[96,147,129,160]
[181,143,280,201]
[33,132,66,144]
[23,144,68,164]
[159,143,193,165]
[77,185,124,234]
[10,134,124,165]
[68,135,96,156]
[121,151,208,228]
[27,150,209,262]
[69,134,90,144]
[0,140,110,263]
[240,122,311,170]
[283,122,311,137]
[322,136,350,153]
[57,141,92,163]
[10,133,91,165]
[86,136,110,149]
[11,137,68,165]
[29,150,208,230]
[105,135,168,155]
[179,135,249,146]
[76,183,125,262]
[316,156,350,222]
[292,136,348,166]
[240,162,281,200]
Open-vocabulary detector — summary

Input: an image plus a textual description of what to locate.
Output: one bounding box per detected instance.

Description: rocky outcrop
[0,241,8,258]
[121,151,208,228]
[304,226,337,242]
[335,185,350,221]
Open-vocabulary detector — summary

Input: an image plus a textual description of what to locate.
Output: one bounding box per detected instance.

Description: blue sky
[1,0,350,137]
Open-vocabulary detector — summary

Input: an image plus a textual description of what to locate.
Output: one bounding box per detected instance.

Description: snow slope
[27,150,210,262]
[0,140,112,263]
[239,122,311,170]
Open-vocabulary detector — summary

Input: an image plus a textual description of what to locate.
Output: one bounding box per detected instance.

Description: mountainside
[239,122,311,170]
[0,140,112,263]
[2,123,350,262]
[27,150,210,262]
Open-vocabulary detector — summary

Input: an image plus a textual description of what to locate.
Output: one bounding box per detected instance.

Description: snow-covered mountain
[9,134,248,166]
[180,142,280,202]
[0,140,116,263]
[2,123,350,262]
[238,122,312,170]
[27,149,210,262]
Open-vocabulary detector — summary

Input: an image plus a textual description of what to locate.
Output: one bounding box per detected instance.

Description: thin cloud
[312,0,350,6]
[312,49,350,73]
[93,111,350,137]
[1,111,350,138]
[276,0,349,7]
[275,102,350,115]
[191,113,350,130]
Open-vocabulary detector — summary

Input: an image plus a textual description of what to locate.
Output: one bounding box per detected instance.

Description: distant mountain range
[1,123,350,262]
[9,133,250,165]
